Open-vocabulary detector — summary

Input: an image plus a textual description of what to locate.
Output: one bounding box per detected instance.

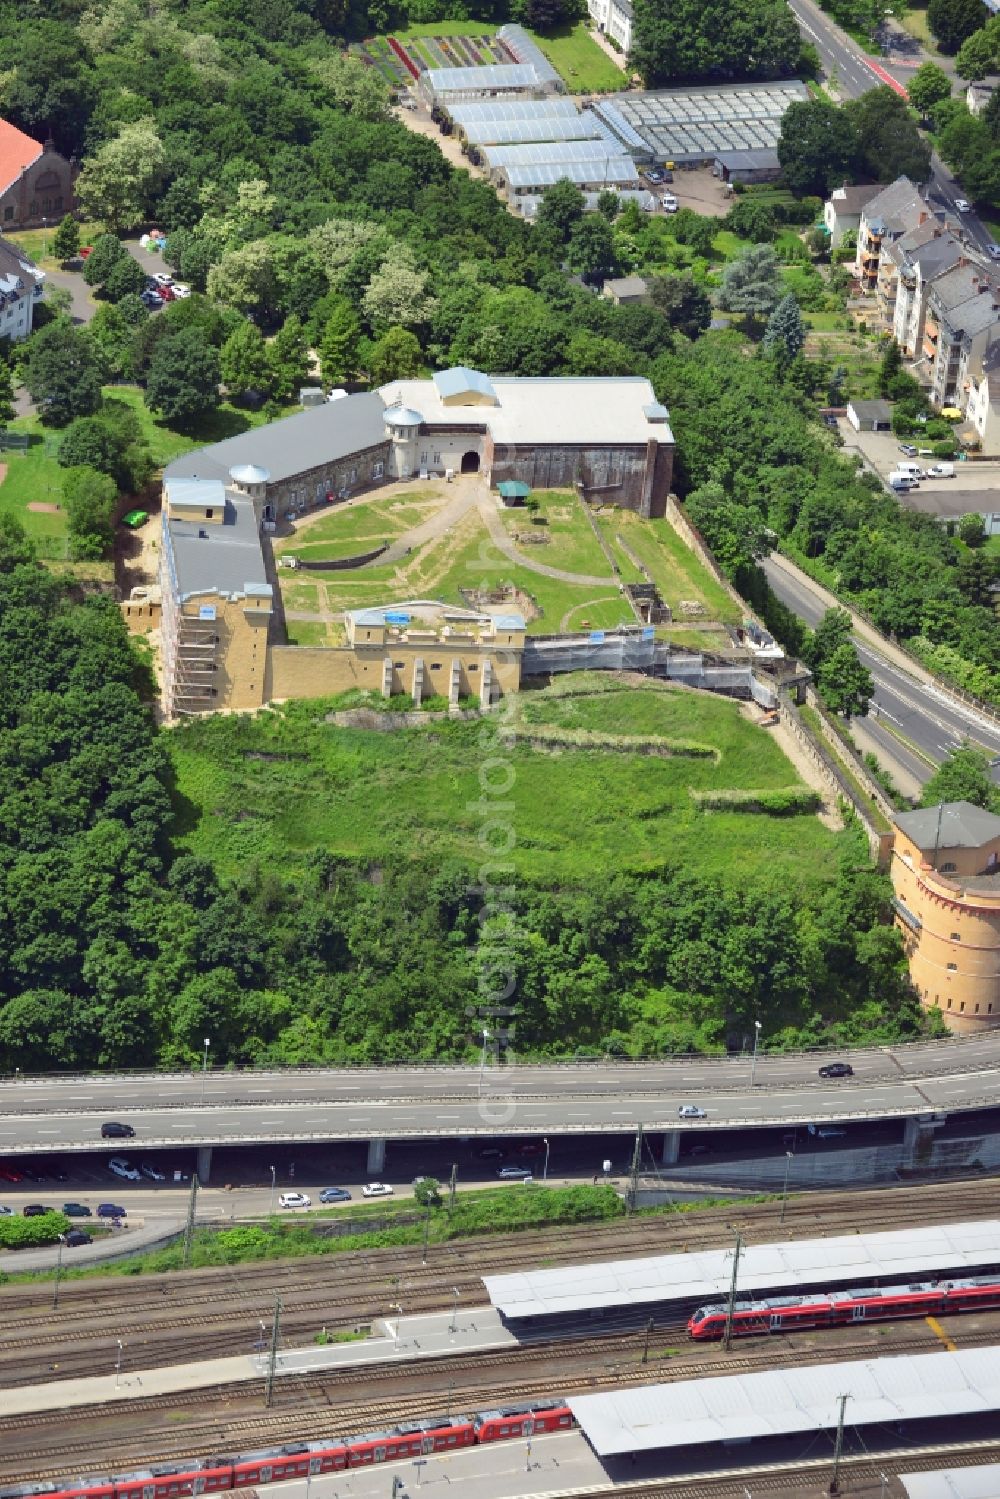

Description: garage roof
[570,1346,1000,1455]
[483,1219,1000,1320]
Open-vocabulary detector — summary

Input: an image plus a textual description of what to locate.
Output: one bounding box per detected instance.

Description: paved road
[763,553,1000,775]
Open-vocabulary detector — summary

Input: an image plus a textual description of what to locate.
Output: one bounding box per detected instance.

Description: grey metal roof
[569,1346,1000,1456]
[505,158,638,189]
[515,189,656,218]
[384,405,423,427]
[164,494,271,603]
[895,801,1000,850]
[849,398,893,422]
[433,367,497,402]
[163,393,388,486]
[714,147,780,171]
[483,1218,1000,1320]
[902,1465,1000,1499]
[484,139,630,170]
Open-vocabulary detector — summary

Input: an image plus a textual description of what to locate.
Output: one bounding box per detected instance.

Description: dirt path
[740,703,844,831]
[478,494,613,585]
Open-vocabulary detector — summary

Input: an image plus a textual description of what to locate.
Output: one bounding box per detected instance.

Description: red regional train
[687,1273,1000,1340]
[0,1401,574,1499]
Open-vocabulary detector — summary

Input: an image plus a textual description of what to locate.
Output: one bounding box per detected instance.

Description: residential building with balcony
[892,801,1000,1034]
[0,234,43,342]
[854,176,924,297]
[965,341,1000,454]
[823,182,884,249]
[924,265,1000,409]
[889,223,965,359]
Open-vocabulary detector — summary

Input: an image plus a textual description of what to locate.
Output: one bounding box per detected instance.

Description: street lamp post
[477,1027,490,1095]
[450,1285,460,1333]
[780,1151,793,1225]
[115,1339,123,1390]
[201,1037,210,1101]
[269,1164,276,1214]
[391,1303,403,1351]
[749,1020,762,1088]
[543,1137,550,1183]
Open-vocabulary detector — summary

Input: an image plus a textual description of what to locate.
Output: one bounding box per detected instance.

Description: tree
[630,0,802,86]
[361,255,435,334]
[845,88,931,182]
[0,511,35,571]
[268,315,309,402]
[685,481,772,573]
[596,190,622,222]
[82,234,127,289]
[956,17,1000,78]
[725,196,779,243]
[878,338,902,396]
[718,244,782,324]
[927,0,988,52]
[206,241,277,317]
[51,214,80,264]
[0,359,14,429]
[776,98,858,196]
[649,272,712,338]
[62,464,117,559]
[816,641,873,716]
[103,255,148,304]
[958,511,987,547]
[413,1175,442,1207]
[761,293,805,365]
[74,119,168,231]
[907,61,953,117]
[145,332,221,428]
[803,607,854,672]
[367,326,422,384]
[565,215,618,283]
[318,299,362,386]
[920,744,999,810]
[535,178,586,242]
[220,321,270,402]
[23,322,105,427]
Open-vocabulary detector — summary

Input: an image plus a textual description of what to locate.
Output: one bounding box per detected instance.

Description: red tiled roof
[0,120,43,197]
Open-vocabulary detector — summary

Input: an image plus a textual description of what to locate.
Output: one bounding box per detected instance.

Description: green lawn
[169,677,839,887]
[613,512,743,624]
[529,22,627,92]
[501,491,612,577]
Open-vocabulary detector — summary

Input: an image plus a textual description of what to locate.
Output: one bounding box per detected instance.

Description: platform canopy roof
[570,1346,1000,1455]
[901,1464,1000,1498]
[483,1219,1000,1320]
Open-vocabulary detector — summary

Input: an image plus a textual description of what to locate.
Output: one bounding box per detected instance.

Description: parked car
[889,472,918,491]
[97,1203,127,1218]
[101,1122,134,1139]
[18,1163,43,1182]
[517,1142,543,1157]
[108,1157,140,1181]
[158,283,176,301]
[644,167,665,184]
[140,289,163,309]
[318,1187,351,1203]
[926,462,955,478]
[0,1164,24,1182]
[62,1202,92,1217]
[898,443,918,457]
[278,1191,311,1209]
[361,1182,393,1198]
[23,1204,47,1217]
[151,271,173,287]
[807,1124,845,1139]
[140,1162,166,1181]
[171,282,191,298]
[955,198,971,213]
[42,1162,68,1182]
[79,245,93,260]
[818,1062,854,1078]
[496,1165,533,1179]
[474,1146,504,1161]
[678,1104,707,1119]
[64,1229,92,1247]
[0,1205,13,1216]
[989,244,1000,260]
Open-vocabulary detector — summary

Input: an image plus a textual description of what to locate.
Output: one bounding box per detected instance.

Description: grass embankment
[799,702,891,833]
[170,673,837,886]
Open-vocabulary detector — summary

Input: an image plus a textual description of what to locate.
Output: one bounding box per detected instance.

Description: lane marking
[925,1315,957,1351]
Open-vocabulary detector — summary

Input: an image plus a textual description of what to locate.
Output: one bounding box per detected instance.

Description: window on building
[373,462,383,479]
[432,451,442,464]
[947,996,952,1008]
[975,1003,980,1013]
[431,663,441,670]
[960,1001,966,1012]
[947,962,958,971]
[3,208,11,221]
[54,196,63,211]
[951,932,961,941]
[941,862,957,873]
[205,508,214,519]
[394,661,404,668]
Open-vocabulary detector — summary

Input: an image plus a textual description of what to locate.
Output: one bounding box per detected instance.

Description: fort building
[891,800,1000,1034]
[142,368,673,717]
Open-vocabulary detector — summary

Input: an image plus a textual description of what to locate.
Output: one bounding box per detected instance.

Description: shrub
[0,1212,70,1248]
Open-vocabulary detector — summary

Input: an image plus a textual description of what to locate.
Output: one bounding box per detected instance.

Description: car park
[140,1162,166,1181]
[361,1182,393,1197]
[64,1229,92,1246]
[23,1204,47,1216]
[101,1121,134,1138]
[319,1187,352,1203]
[889,472,918,491]
[678,1104,707,1119]
[108,1157,140,1181]
[42,1161,68,1181]
[278,1191,311,1209]
[19,1163,43,1182]
[818,1062,854,1078]
[644,167,665,184]
[496,1165,533,1179]
[63,1202,92,1217]
[97,1203,126,1217]
[807,1124,845,1139]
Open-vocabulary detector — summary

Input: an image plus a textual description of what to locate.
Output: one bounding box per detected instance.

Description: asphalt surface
[762,553,1000,779]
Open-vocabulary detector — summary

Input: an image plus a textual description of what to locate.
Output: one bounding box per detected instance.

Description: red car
[0,1163,24,1183]
[79,245,94,260]
[157,283,175,301]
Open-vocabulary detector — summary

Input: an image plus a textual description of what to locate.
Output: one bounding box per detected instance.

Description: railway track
[8,1306,1000,1483]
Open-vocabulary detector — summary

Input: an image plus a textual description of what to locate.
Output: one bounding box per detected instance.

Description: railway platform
[5,1307,511,1415]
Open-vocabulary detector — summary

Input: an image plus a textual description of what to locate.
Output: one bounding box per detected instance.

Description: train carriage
[687,1274,1000,1340]
[474,1401,573,1443]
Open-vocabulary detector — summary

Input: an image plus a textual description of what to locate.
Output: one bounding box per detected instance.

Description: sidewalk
[5,1308,512,1414]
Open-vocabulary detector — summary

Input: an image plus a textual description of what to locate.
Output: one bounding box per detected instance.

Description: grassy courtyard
[170,675,836,888]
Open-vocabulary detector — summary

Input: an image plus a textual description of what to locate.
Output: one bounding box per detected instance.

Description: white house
[0,235,43,342]
[587,0,633,54]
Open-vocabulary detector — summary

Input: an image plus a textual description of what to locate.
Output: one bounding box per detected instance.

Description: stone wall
[265,441,390,517]
[491,442,669,518]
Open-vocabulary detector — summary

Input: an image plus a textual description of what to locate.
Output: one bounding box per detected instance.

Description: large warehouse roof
[569,1347,1000,1456]
[901,1465,1000,1498]
[483,1219,1000,1319]
[595,80,810,164]
[483,138,630,170]
[504,158,638,189]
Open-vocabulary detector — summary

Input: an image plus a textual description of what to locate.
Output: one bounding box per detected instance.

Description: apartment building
[854,176,924,297]
[892,801,1000,1035]
[0,235,44,342]
[923,264,1000,409]
[587,0,633,53]
[823,183,884,249]
[888,222,965,359]
[965,342,1000,453]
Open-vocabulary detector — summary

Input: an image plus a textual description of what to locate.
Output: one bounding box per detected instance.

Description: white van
[926,462,955,478]
[896,461,924,478]
[888,472,918,491]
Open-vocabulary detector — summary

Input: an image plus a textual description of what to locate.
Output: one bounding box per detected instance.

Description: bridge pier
[367,1137,386,1175]
[903,1113,945,1168]
[661,1130,680,1166]
[197,1145,213,1184]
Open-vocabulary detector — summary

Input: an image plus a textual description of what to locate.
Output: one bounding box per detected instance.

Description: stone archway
[460,450,480,474]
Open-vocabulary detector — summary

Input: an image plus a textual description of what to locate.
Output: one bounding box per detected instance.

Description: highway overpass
[3,1035,1000,1178]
